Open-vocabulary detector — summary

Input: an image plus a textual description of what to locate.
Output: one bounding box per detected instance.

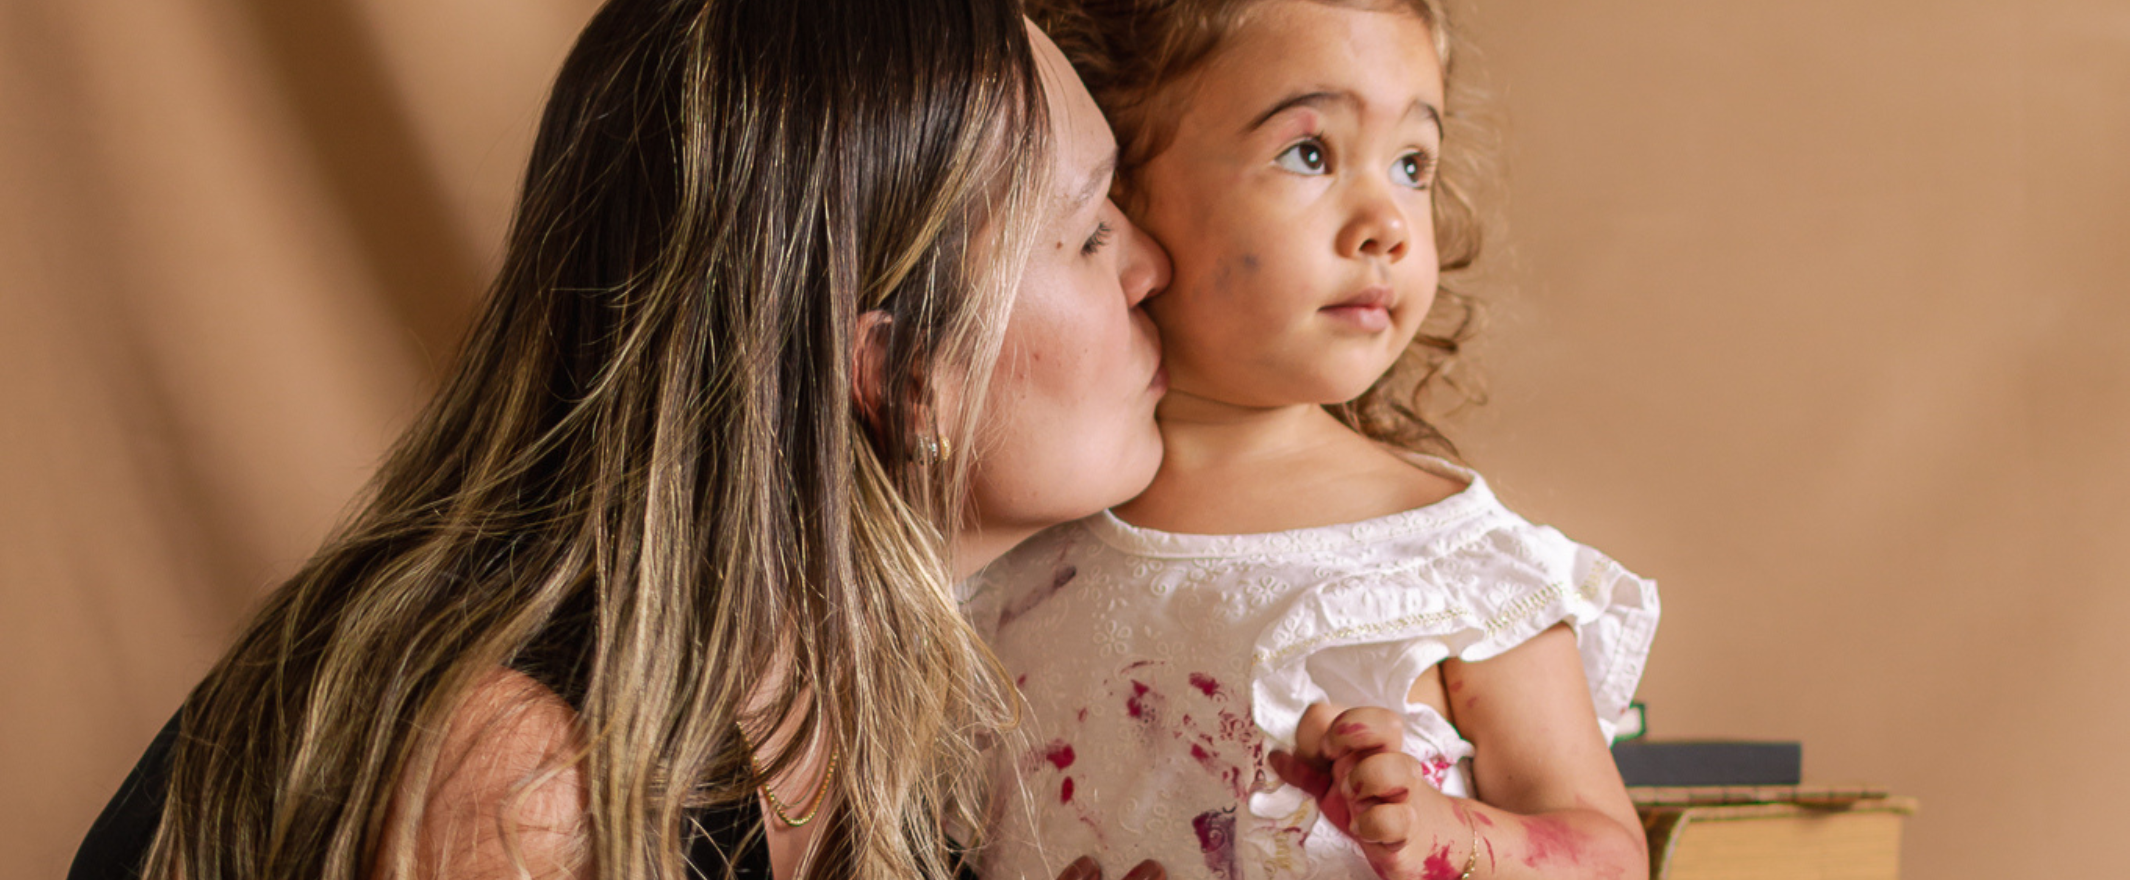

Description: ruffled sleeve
[1247,515,1660,750]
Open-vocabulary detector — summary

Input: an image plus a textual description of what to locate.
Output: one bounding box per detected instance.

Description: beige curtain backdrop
[4,1,2122,878]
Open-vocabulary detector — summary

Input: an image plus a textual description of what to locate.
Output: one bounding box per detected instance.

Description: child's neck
[1111,389,1464,536]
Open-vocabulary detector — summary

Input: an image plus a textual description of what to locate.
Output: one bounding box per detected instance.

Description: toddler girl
[965,2,1660,879]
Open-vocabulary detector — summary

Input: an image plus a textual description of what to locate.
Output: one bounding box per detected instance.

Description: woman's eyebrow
[1069,149,1119,214]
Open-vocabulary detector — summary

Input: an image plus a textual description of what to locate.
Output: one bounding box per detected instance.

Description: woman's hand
[1055,856,1166,880]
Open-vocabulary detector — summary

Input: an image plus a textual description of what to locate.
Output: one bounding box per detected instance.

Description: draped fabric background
[5,1,2123,878]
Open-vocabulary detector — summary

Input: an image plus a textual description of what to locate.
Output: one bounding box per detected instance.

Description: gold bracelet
[1458,805,1482,880]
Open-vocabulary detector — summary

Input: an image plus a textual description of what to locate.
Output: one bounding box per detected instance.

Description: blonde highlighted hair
[1031,0,1488,455]
[147,0,1050,877]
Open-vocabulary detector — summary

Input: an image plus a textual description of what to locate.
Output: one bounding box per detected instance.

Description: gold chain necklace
[736,725,839,828]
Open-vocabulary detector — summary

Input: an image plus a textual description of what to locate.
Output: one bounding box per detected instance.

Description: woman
[69,0,1170,877]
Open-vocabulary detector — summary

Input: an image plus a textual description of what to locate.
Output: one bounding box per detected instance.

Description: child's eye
[1392,151,1437,189]
[1081,220,1114,257]
[1274,139,1329,175]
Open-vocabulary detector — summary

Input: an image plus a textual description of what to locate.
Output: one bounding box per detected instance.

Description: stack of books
[1612,712,1917,879]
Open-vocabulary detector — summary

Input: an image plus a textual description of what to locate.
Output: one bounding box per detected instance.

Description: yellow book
[1634,787,1918,880]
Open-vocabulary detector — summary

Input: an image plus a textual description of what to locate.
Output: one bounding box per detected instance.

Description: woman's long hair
[147,0,1049,876]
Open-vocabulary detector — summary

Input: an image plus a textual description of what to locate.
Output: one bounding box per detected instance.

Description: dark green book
[1611,740,1803,787]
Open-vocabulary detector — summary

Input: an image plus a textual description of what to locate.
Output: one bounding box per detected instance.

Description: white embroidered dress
[960,458,1659,880]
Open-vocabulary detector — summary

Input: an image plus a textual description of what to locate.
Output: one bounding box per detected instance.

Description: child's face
[1133,1,1444,409]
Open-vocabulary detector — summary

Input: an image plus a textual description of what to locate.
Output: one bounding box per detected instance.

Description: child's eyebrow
[1246,90,1444,134]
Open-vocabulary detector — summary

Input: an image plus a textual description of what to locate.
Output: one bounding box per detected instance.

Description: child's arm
[1268,624,1646,880]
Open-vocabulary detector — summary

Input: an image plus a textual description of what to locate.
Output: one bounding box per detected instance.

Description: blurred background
[3,0,2123,878]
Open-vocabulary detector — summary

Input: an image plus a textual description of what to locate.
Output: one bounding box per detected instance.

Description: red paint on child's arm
[1521,815,1587,868]
[1420,841,1460,880]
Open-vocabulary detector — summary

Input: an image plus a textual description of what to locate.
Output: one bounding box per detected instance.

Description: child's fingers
[1347,801,1414,849]
[1341,751,1419,811]
[1321,705,1404,763]
[1292,702,1346,765]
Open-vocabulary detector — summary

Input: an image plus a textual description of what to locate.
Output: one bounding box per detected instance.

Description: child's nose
[1336,189,1412,263]
[1119,216,1172,307]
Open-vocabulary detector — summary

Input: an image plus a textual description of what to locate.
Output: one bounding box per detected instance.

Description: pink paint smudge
[1421,841,1460,880]
[1191,808,1240,880]
[1188,672,1222,697]
[1043,741,1076,770]
[1522,815,1584,868]
[1126,680,1153,720]
[1419,755,1455,791]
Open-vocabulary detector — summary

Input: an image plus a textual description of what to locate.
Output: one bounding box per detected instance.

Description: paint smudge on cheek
[1521,815,1585,868]
[1240,254,1260,273]
[1191,808,1241,880]
[1043,741,1076,770]
[1060,777,1075,803]
[1188,672,1222,698]
[1421,841,1460,880]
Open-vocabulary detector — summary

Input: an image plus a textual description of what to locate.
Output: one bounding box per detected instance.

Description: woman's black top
[67,710,773,879]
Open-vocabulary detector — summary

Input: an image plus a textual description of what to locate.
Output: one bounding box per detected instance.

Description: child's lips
[1320,287,1394,331]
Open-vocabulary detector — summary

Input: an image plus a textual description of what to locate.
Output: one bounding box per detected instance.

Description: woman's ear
[851,310,893,431]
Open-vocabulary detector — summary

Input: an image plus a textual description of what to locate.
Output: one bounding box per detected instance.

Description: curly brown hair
[1030,0,1488,456]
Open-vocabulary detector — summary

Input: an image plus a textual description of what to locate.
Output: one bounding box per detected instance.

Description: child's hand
[1267,703,1466,880]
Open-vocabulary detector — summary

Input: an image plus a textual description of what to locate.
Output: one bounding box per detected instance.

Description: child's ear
[851,309,893,431]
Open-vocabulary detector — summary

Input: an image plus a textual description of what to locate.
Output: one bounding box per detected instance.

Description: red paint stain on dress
[1188,673,1222,697]
[1043,741,1076,770]
[1060,777,1075,803]
[1522,815,1584,867]
[1421,842,1460,880]
[1419,755,1455,790]
[1191,808,1240,880]
[1126,681,1153,720]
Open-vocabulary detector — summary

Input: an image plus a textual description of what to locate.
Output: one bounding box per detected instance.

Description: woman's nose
[1119,215,1172,307]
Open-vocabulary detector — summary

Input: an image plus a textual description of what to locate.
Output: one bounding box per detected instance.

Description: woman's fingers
[1343,751,1418,810]
[1120,860,1166,880]
[1056,856,1100,880]
[1268,749,1334,799]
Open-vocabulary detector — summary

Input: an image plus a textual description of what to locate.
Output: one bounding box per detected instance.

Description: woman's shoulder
[376,667,589,878]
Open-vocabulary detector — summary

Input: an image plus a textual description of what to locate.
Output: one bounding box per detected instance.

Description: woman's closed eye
[1274,138,1329,175]
[1081,220,1114,257]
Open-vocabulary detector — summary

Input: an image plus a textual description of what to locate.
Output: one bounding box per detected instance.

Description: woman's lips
[1320,287,1394,332]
